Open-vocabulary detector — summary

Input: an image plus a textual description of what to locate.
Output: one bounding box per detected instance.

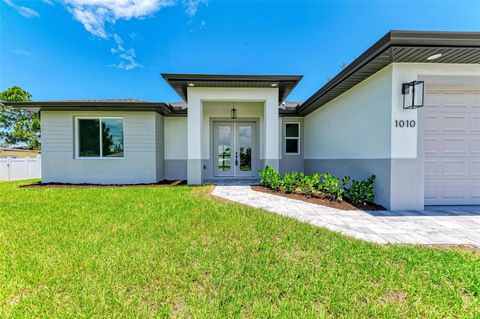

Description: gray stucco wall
[164,160,187,180]
[302,66,394,208]
[304,159,391,209]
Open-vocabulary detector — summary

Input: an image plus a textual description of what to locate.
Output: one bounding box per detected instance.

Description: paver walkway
[212,184,480,248]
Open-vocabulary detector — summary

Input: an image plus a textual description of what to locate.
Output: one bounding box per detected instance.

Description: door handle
[235,152,238,166]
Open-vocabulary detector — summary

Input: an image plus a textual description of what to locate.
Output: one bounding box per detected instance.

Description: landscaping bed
[251,185,385,210]
[258,166,386,211]
[20,180,186,188]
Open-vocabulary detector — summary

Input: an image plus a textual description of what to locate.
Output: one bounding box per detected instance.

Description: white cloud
[109,33,143,70]
[63,0,207,37]
[3,0,40,18]
[11,49,32,56]
[58,0,207,70]
[183,0,207,17]
[63,0,176,38]
[42,0,54,5]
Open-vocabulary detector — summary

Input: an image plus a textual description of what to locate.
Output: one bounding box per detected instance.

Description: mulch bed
[251,185,386,211]
[20,180,186,188]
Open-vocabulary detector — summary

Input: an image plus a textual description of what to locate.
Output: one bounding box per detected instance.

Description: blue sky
[1,0,479,103]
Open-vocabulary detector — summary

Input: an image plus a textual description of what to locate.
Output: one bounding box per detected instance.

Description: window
[285,122,300,155]
[77,118,124,158]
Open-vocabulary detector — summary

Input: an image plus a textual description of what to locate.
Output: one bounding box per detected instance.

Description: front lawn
[0,180,479,318]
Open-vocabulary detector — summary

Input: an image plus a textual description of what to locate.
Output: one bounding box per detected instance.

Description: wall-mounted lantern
[231,101,237,119]
[402,80,425,109]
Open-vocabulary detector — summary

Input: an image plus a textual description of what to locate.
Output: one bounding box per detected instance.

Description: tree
[0,86,40,150]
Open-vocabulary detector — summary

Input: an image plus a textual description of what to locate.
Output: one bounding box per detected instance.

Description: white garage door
[424,89,480,205]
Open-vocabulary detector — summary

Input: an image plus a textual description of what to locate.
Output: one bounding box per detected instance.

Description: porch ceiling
[161,74,303,103]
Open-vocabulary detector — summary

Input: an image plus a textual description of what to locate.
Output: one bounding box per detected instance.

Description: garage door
[424,89,480,205]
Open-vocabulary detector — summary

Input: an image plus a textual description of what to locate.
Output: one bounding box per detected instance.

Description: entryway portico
[161,74,303,185]
[188,88,279,185]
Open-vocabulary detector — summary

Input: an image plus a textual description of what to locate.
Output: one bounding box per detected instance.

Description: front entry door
[214,122,255,177]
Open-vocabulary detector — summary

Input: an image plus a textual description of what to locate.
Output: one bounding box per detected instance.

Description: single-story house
[10,30,480,210]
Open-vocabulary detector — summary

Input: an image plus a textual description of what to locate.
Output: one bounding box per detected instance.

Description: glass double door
[214,122,255,177]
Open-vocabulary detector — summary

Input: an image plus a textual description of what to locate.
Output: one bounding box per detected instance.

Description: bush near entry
[259,166,376,205]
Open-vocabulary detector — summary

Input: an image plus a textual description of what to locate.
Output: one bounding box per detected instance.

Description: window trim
[75,117,125,160]
[284,121,300,155]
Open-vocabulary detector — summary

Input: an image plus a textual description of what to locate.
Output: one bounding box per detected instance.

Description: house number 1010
[395,120,416,128]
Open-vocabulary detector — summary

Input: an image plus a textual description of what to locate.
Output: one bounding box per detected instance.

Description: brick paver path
[212,184,480,248]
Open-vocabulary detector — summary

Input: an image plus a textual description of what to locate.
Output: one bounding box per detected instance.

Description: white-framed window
[284,122,300,155]
[75,117,124,159]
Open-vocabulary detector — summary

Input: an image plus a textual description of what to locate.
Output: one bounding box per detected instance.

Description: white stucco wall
[389,63,480,209]
[41,111,159,184]
[304,65,393,159]
[390,63,480,160]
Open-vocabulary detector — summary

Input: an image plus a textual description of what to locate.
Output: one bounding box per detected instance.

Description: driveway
[212,185,480,248]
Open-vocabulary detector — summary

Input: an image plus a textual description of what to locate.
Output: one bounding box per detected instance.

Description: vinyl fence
[0,156,41,181]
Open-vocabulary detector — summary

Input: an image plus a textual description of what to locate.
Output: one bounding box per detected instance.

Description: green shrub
[258,166,282,191]
[281,172,298,193]
[318,173,350,201]
[344,175,376,205]
[259,168,376,205]
[298,173,320,197]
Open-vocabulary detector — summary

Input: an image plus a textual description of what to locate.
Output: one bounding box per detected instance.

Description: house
[0,148,40,158]
[10,31,480,210]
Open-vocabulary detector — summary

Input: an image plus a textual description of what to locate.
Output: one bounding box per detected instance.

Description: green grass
[0,180,479,318]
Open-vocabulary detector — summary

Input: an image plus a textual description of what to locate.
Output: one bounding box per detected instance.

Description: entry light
[231,101,237,119]
[402,81,425,109]
[426,53,442,61]
[188,83,195,87]
[271,83,278,87]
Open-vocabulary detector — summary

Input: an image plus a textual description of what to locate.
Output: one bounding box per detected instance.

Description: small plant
[258,166,282,191]
[318,173,350,201]
[281,171,298,193]
[344,175,376,205]
[298,173,320,197]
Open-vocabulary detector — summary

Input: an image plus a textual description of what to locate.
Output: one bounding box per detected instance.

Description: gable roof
[161,73,303,103]
[297,30,480,116]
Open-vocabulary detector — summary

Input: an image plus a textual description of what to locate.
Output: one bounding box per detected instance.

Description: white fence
[0,156,41,181]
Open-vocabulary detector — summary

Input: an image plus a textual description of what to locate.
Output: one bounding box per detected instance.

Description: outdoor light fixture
[426,53,442,61]
[231,101,237,119]
[271,83,278,87]
[402,80,425,109]
[188,83,195,87]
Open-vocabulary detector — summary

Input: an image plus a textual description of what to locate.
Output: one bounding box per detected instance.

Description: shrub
[298,173,320,197]
[281,172,298,193]
[259,166,282,191]
[344,175,376,205]
[318,173,350,201]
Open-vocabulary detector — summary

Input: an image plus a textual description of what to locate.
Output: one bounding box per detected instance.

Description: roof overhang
[4,101,187,116]
[298,30,480,116]
[161,73,303,103]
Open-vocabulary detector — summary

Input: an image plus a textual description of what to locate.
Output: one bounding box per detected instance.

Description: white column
[187,93,203,184]
[264,90,280,170]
